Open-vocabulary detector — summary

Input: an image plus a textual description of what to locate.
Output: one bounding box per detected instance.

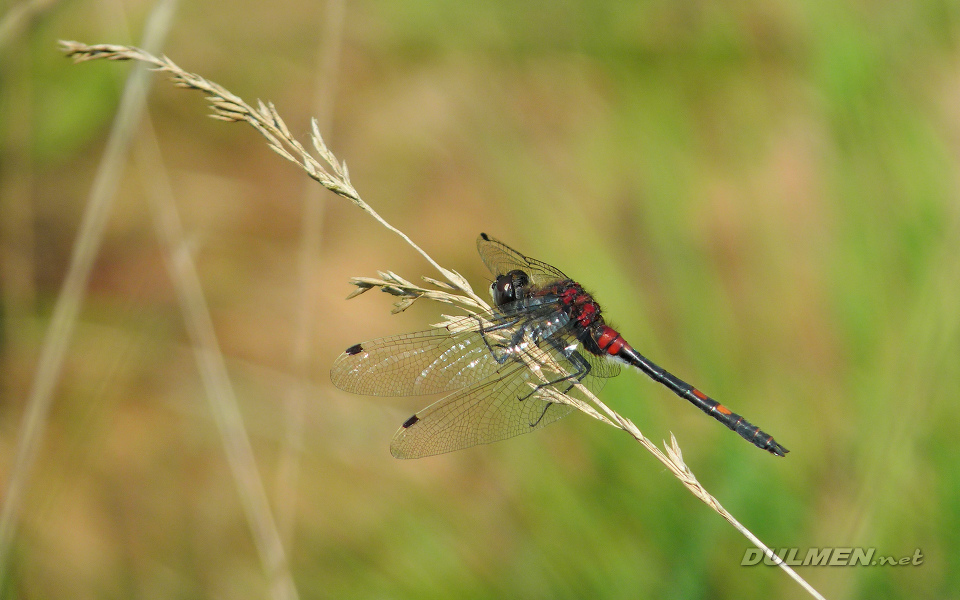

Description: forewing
[477,233,569,287]
[330,315,509,396]
[330,299,581,397]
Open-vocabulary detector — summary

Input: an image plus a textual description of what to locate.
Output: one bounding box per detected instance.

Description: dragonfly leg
[472,313,523,365]
[526,345,594,427]
[518,340,592,427]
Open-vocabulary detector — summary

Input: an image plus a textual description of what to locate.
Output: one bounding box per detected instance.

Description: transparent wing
[477,233,570,287]
[330,304,556,396]
[330,315,511,396]
[389,335,620,459]
[331,298,622,398]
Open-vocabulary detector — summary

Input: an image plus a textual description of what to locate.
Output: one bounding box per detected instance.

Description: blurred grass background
[2,0,959,598]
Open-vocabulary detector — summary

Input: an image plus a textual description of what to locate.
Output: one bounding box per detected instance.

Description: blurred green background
[2,0,959,598]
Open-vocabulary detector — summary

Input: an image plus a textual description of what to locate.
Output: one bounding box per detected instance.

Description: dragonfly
[330,233,788,459]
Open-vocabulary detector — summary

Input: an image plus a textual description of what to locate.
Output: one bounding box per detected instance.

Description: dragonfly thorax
[541,281,604,328]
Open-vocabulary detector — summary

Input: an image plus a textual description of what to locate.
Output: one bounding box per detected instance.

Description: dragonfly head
[491,269,531,307]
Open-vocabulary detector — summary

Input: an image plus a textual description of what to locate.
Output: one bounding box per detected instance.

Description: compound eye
[491,277,513,307]
[491,270,530,307]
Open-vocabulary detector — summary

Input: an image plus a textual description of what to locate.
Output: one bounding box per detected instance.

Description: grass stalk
[0,6,174,583]
[138,127,298,600]
[275,0,347,549]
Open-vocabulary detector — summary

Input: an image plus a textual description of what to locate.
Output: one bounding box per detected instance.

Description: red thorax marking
[557,286,601,327]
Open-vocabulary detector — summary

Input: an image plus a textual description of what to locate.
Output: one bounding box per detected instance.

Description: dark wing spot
[402,415,420,428]
[480,232,491,241]
[345,343,364,355]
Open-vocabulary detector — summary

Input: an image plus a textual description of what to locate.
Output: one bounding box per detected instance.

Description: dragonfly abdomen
[595,331,789,457]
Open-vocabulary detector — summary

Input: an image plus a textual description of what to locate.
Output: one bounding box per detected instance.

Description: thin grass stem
[275,0,347,550]
[0,7,174,583]
[138,129,298,600]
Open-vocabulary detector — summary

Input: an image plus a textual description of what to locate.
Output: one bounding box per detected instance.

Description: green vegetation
[2,1,958,598]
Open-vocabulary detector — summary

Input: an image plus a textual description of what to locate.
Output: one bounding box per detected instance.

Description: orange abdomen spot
[714,403,733,415]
